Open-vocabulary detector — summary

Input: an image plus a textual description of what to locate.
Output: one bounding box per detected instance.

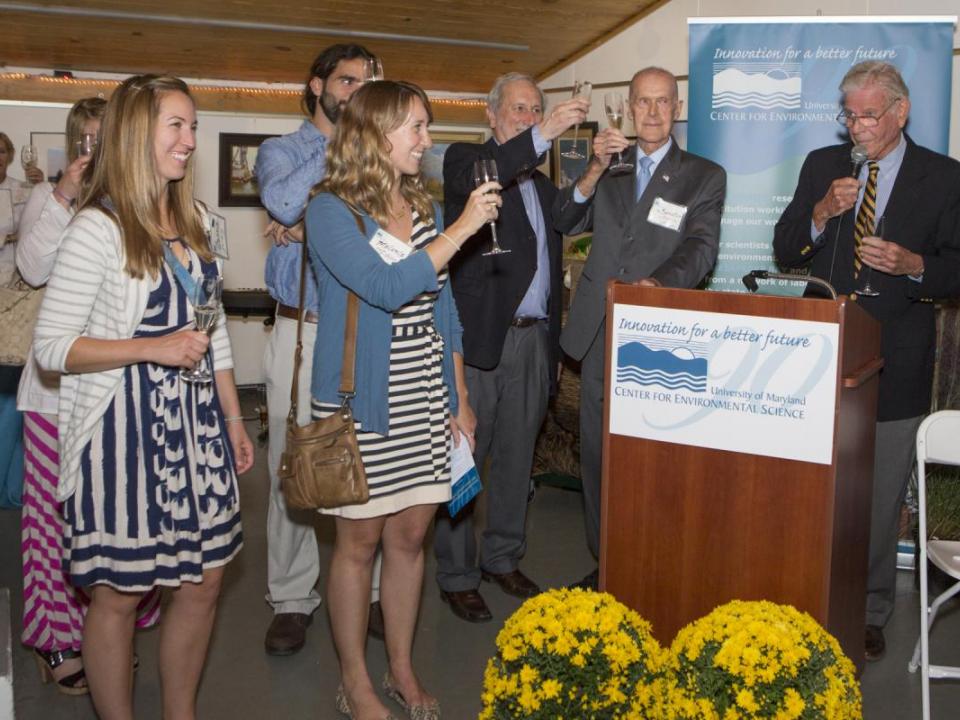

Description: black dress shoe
[482,569,541,598]
[567,569,599,591]
[264,612,313,656]
[368,601,385,641]
[440,589,493,623]
[865,624,886,662]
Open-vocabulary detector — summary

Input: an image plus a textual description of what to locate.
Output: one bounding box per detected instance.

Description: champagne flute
[604,92,632,175]
[855,216,882,297]
[561,81,592,160]
[21,145,38,172]
[181,274,223,384]
[364,57,384,83]
[472,158,510,256]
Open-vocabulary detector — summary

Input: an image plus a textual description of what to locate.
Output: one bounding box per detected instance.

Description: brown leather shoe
[368,601,385,640]
[482,569,541,599]
[264,612,312,656]
[865,624,886,662]
[440,589,492,623]
[567,568,599,592]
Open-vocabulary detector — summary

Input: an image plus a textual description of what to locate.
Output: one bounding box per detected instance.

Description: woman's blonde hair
[0,132,14,162]
[318,80,435,226]
[80,74,209,279]
[65,97,107,164]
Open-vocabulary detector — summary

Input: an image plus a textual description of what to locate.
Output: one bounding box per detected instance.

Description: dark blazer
[443,129,563,389]
[773,136,960,421]
[554,140,726,361]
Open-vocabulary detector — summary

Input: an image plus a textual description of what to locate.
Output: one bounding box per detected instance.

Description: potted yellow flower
[480,588,667,719]
[666,600,861,719]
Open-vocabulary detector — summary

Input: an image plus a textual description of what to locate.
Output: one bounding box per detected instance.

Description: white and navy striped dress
[313,211,452,519]
[63,246,242,591]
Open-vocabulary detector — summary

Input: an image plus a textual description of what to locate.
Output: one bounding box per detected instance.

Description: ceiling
[0,0,663,94]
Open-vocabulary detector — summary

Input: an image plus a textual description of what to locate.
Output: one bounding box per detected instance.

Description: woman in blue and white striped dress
[305,80,500,720]
[33,75,254,720]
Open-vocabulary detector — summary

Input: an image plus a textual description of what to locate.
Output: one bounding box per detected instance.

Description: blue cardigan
[305,192,463,436]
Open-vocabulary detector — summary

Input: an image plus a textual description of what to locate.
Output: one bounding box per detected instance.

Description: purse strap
[288,205,362,424]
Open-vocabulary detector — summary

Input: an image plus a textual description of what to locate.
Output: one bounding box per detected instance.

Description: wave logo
[712,63,801,110]
[616,341,707,392]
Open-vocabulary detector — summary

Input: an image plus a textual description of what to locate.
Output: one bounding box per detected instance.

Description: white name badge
[369,228,412,264]
[647,197,687,232]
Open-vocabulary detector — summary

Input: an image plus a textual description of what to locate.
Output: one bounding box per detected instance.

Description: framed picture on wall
[30,132,67,182]
[218,133,278,207]
[551,122,598,189]
[421,130,487,202]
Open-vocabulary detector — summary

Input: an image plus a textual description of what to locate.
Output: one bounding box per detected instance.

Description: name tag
[647,197,687,232]
[369,228,411,264]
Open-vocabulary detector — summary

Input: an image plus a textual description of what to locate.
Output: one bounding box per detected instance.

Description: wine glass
[472,158,510,256]
[21,145,38,172]
[181,274,223,384]
[77,133,97,158]
[561,81,592,160]
[855,216,882,297]
[604,92,632,175]
[364,57,384,83]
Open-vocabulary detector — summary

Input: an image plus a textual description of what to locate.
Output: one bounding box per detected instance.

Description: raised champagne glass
[604,91,632,175]
[561,81,592,160]
[472,158,509,256]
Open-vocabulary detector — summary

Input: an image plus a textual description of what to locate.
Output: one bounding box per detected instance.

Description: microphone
[850,144,868,178]
[741,270,838,300]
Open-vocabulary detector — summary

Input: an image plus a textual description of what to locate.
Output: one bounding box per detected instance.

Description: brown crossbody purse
[277,206,369,510]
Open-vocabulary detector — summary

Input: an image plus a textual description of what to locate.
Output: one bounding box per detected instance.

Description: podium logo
[712,63,801,110]
[616,341,707,392]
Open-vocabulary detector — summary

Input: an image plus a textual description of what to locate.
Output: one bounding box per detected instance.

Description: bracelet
[52,187,76,206]
[438,231,461,251]
[223,415,245,424]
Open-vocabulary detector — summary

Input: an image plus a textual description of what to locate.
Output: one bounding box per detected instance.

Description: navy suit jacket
[443,129,563,390]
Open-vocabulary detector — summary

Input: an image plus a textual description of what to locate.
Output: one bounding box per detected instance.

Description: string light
[0,72,486,108]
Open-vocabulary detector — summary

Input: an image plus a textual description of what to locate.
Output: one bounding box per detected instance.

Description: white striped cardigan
[32,207,234,501]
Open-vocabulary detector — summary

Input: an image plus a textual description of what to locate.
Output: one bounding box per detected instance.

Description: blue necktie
[636,156,654,202]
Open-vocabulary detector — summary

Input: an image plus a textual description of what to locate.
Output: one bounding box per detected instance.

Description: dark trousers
[578,325,605,559]
[434,323,550,592]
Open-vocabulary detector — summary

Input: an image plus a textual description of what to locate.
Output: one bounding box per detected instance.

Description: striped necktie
[853,161,879,278]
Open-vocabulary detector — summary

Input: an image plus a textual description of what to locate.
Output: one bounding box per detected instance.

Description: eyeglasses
[836,98,900,128]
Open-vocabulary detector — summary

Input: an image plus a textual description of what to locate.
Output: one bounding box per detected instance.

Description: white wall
[0,100,481,383]
[540,2,960,158]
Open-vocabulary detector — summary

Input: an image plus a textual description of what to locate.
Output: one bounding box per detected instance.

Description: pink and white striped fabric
[20,411,160,651]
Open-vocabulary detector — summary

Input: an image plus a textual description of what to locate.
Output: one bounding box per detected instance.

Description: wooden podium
[600,284,882,673]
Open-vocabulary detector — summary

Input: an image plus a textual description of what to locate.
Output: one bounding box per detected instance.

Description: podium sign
[609,304,839,465]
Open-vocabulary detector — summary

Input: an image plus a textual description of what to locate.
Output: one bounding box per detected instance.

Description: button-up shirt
[255,120,328,311]
[513,125,552,319]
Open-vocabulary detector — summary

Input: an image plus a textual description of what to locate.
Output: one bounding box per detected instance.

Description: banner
[687,16,956,293]
[608,304,838,464]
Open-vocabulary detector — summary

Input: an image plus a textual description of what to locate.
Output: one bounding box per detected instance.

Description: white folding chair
[907,411,960,720]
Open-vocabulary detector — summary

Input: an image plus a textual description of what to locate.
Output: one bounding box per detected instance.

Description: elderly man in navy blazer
[554,66,726,592]
[434,73,588,622]
[774,61,960,662]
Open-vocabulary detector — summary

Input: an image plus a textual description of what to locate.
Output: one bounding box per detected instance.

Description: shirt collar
[637,136,673,165]
[298,118,329,145]
[874,132,906,173]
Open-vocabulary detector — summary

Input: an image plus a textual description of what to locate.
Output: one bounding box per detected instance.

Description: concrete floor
[2,414,960,719]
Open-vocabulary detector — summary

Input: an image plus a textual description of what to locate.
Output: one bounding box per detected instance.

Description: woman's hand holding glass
[149,328,210,369]
[458,180,502,236]
[52,154,93,207]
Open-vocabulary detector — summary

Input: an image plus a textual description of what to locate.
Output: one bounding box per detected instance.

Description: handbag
[277,204,368,510]
[0,271,44,366]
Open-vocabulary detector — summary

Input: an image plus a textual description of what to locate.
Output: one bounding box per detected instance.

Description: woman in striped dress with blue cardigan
[305,80,500,720]
[32,75,254,720]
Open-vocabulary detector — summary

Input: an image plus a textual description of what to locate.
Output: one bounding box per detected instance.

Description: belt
[276,303,318,324]
[511,316,546,328]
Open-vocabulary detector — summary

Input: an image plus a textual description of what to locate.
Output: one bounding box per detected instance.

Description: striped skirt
[20,412,160,651]
[313,322,452,519]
